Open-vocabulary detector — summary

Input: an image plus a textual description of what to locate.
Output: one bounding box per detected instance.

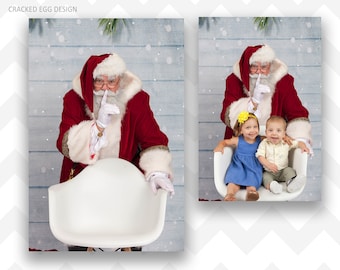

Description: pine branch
[98,19,126,37]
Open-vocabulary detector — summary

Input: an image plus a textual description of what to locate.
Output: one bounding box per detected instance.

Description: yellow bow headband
[237,111,257,124]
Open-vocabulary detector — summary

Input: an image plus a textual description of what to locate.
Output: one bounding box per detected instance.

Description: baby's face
[265,121,285,144]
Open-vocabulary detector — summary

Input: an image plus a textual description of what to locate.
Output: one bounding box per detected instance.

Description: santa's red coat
[221,73,309,139]
[56,54,173,183]
[56,89,170,182]
[220,45,311,141]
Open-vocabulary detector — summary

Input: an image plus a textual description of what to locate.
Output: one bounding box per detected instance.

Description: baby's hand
[283,135,293,146]
[266,162,278,173]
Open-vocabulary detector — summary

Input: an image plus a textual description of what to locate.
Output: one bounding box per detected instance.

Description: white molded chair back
[48,158,167,248]
[214,126,308,201]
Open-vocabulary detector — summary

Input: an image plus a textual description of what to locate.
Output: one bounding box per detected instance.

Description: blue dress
[224,135,262,189]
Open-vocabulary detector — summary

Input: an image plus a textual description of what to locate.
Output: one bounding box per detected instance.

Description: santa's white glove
[147,172,174,197]
[96,90,120,128]
[89,124,107,155]
[252,74,271,104]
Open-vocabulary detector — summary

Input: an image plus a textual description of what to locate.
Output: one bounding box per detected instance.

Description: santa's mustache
[93,89,119,97]
[249,73,269,79]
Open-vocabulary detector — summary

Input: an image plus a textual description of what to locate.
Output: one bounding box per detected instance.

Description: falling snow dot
[307,47,312,53]
[166,57,173,64]
[306,22,312,28]
[78,48,84,55]
[58,35,65,43]
[290,37,296,43]
[76,19,81,25]
[145,44,152,51]
[164,24,172,32]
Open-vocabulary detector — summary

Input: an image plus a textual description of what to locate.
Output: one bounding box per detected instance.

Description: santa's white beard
[93,89,125,119]
[249,74,275,94]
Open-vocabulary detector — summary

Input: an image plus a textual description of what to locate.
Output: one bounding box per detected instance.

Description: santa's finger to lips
[101,89,109,106]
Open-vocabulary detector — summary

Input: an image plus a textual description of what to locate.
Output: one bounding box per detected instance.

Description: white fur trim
[267,59,288,85]
[249,44,276,64]
[93,54,126,79]
[139,148,173,180]
[72,73,82,98]
[286,119,312,142]
[118,71,142,103]
[68,120,99,165]
[96,113,122,159]
[228,98,250,128]
[256,94,273,126]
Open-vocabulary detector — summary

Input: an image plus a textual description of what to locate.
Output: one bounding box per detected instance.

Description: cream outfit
[256,139,298,171]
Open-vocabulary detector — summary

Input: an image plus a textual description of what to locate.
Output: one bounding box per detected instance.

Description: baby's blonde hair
[266,115,287,130]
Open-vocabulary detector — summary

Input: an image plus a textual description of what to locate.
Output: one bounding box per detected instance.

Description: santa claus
[220,44,312,150]
[56,53,174,195]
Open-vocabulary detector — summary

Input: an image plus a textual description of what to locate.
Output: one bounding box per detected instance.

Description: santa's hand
[96,90,120,128]
[252,74,271,103]
[148,172,174,197]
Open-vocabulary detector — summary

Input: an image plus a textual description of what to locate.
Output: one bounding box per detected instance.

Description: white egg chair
[48,158,168,249]
[214,126,308,201]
